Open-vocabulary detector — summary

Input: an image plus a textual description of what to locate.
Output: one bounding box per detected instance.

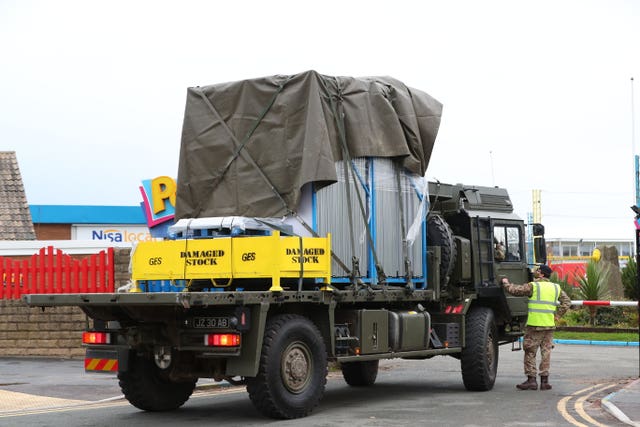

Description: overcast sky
[1,0,639,240]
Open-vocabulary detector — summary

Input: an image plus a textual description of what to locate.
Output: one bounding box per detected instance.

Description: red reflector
[444,305,464,314]
[82,332,110,344]
[205,333,241,347]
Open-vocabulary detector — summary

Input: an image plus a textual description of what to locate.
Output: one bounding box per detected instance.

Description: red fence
[0,246,115,299]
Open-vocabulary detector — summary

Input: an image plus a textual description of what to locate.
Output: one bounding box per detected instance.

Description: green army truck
[23,71,545,419]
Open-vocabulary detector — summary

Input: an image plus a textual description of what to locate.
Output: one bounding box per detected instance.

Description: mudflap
[85,348,129,373]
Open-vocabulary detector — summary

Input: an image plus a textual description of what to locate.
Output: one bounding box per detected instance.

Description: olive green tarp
[175,70,442,220]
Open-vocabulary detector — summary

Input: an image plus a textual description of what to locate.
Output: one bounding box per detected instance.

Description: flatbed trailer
[23,230,531,419]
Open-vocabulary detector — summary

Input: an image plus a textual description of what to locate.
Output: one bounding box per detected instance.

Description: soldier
[501,264,571,390]
[494,238,506,261]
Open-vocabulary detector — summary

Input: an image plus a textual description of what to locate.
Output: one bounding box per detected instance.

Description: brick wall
[113,247,132,290]
[0,300,87,358]
[0,247,131,359]
[33,223,71,240]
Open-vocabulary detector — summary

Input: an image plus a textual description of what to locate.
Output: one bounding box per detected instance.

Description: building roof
[0,152,36,240]
[30,204,146,224]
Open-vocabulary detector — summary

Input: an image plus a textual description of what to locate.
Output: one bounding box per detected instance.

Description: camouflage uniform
[503,279,571,377]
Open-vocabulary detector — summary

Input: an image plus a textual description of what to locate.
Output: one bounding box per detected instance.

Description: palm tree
[575,260,610,326]
[550,271,576,300]
[621,256,638,300]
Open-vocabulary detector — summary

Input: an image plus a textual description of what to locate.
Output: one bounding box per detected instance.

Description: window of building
[562,245,578,257]
[619,243,631,257]
[579,242,594,257]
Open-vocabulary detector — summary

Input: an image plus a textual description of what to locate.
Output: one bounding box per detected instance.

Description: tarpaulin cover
[175,70,442,220]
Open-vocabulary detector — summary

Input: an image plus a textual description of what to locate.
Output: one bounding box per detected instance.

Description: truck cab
[427,182,542,339]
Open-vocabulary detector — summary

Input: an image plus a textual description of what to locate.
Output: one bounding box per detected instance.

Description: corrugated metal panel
[315,157,425,281]
[372,159,424,278]
[316,159,369,277]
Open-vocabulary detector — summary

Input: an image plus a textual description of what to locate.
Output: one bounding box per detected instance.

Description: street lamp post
[636,225,640,378]
[633,77,640,378]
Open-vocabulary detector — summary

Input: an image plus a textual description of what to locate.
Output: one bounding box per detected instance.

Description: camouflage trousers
[522,327,554,377]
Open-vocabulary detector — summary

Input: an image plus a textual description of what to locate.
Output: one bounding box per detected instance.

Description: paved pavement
[0,357,221,413]
[602,377,640,427]
[0,357,122,413]
[0,343,639,425]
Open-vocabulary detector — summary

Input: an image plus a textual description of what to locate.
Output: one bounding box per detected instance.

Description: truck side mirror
[532,223,546,264]
[532,223,544,237]
[534,237,547,264]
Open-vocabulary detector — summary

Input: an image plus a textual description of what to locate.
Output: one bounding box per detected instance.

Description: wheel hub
[154,346,172,370]
[282,343,311,393]
[486,334,496,370]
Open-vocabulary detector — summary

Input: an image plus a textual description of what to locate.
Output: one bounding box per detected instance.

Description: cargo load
[175,70,442,286]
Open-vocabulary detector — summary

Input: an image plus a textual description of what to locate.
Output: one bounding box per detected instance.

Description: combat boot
[539,376,552,390]
[516,376,538,390]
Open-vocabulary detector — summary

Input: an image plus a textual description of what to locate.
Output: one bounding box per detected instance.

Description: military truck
[23,71,545,419]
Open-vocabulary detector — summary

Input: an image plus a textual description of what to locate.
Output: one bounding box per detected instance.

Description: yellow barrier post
[269,231,283,292]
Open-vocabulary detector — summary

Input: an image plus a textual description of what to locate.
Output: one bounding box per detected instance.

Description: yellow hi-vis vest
[527,279,561,327]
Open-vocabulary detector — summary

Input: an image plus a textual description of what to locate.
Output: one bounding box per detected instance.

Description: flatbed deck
[23,288,437,307]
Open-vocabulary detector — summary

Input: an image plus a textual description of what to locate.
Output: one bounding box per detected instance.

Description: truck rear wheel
[247,314,327,419]
[118,352,196,411]
[460,306,498,391]
[340,360,379,386]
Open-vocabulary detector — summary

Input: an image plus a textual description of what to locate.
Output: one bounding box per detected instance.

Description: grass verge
[554,331,639,342]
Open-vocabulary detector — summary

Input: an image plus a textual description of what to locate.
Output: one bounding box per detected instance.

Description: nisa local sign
[91,228,153,243]
[74,226,154,243]
[140,176,176,227]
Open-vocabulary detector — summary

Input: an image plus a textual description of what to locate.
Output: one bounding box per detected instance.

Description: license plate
[191,317,230,329]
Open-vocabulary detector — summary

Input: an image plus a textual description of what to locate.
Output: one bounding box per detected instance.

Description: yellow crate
[277,235,332,281]
[230,235,279,279]
[131,239,232,281]
[131,232,331,292]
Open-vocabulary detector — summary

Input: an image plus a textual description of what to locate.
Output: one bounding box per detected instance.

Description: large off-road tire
[340,360,379,387]
[427,214,457,287]
[460,306,498,391]
[118,352,196,411]
[247,314,328,419]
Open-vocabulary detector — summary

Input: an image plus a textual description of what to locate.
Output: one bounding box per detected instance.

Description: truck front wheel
[460,306,498,391]
[340,360,379,386]
[247,314,327,419]
[118,352,196,411]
